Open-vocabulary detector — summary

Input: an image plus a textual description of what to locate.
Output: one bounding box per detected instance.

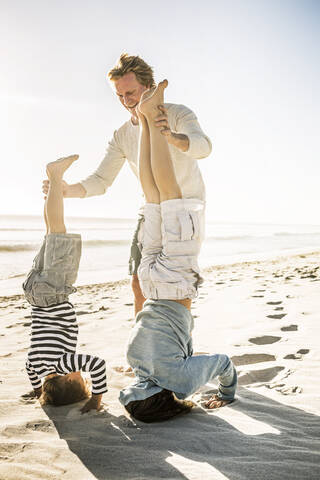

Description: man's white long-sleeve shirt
[81,103,212,201]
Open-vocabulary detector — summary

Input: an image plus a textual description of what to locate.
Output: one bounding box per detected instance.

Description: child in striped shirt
[23,155,107,413]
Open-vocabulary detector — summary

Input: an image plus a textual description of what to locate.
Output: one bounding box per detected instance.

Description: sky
[1,0,319,224]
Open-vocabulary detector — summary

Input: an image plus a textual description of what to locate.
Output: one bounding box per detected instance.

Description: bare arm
[80,393,102,414]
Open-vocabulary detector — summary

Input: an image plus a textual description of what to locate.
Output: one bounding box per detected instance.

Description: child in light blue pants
[119,81,237,422]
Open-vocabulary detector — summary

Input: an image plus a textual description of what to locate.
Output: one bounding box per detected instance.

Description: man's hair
[41,375,90,407]
[125,389,194,423]
[108,53,155,88]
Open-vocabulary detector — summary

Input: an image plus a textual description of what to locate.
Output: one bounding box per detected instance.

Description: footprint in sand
[284,353,303,360]
[249,335,281,345]
[267,314,287,319]
[278,385,303,395]
[231,353,275,366]
[0,442,28,460]
[25,420,54,432]
[284,349,309,360]
[281,325,298,332]
[238,366,285,385]
[266,382,285,390]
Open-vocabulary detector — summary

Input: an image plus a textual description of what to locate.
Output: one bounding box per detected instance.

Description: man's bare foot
[205,394,234,409]
[46,154,79,179]
[138,80,168,117]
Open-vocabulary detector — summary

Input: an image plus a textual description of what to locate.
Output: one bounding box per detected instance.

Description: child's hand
[80,394,102,414]
[34,387,43,398]
[21,388,42,400]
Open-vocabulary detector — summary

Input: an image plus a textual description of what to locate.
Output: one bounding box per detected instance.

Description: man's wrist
[66,183,87,198]
[167,132,189,152]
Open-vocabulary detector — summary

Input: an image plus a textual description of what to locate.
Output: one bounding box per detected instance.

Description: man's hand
[42,180,86,199]
[80,394,103,414]
[155,105,189,152]
[42,179,69,199]
[154,105,172,136]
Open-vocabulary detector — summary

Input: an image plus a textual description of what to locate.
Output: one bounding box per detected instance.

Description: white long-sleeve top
[81,103,212,201]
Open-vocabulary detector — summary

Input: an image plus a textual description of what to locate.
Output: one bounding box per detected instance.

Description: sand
[0,251,319,480]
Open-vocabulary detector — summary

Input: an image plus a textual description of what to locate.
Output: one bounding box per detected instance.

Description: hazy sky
[1,0,319,223]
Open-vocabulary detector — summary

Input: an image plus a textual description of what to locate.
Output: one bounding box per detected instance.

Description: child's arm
[58,353,107,412]
[26,360,42,397]
[80,393,103,414]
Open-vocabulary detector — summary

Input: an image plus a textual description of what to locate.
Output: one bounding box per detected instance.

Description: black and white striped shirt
[26,302,107,395]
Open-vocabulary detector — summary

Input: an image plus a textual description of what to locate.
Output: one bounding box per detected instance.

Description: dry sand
[0,251,319,480]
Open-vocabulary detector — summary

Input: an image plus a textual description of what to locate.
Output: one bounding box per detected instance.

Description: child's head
[125,389,194,423]
[41,372,90,406]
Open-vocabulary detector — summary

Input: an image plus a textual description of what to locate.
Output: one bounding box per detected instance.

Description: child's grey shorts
[138,199,205,300]
[23,233,82,307]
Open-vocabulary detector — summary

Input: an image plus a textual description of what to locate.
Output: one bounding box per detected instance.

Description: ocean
[1,214,320,296]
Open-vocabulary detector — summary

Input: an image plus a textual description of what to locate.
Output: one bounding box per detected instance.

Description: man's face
[114,72,148,118]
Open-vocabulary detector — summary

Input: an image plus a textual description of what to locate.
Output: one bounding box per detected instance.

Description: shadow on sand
[44,387,320,480]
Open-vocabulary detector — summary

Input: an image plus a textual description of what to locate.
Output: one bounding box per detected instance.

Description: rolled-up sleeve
[175,106,212,160]
[81,130,126,197]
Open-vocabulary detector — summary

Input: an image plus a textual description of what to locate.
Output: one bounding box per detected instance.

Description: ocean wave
[0,244,38,252]
[0,239,130,252]
[82,239,130,247]
[7,272,26,279]
[206,235,253,241]
[206,231,320,242]
[273,231,320,237]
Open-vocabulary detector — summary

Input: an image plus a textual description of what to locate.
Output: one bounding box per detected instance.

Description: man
[42,54,212,315]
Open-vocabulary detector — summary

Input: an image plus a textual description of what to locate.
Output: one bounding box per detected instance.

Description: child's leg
[138,82,204,303]
[45,155,78,233]
[173,353,237,403]
[138,112,160,205]
[139,80,181,202]
[43,203,49,235]
[23,155,81,307]
[136,112,163,300]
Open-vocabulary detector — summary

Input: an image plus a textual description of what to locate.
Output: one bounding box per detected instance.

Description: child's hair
[40,375,90,407]
[125,389,194,423]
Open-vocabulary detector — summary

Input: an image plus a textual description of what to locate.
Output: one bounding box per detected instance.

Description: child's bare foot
[205,394,234,409]
[46,154,79,179]
[113,365,135,377]
[139,80,168,117]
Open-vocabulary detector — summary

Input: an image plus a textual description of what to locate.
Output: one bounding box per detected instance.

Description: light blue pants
[119,299,237,405]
